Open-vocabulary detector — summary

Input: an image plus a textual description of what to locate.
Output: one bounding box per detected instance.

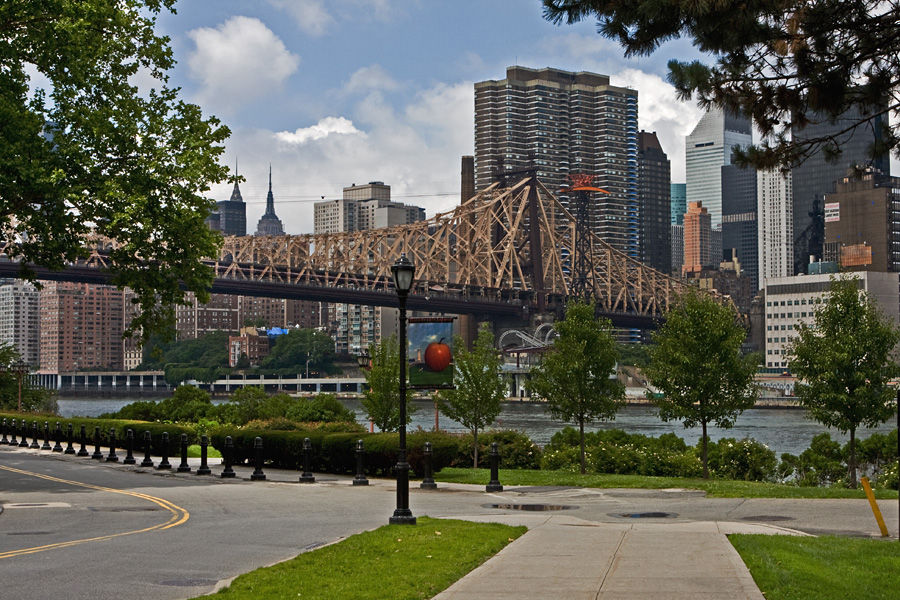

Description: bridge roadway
[0,261,663,329]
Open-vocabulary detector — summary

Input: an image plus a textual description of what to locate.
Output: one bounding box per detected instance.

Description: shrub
[704,438,777,482]
[452,430,542,469]
[539,446,584,472]
[779,433,847,486]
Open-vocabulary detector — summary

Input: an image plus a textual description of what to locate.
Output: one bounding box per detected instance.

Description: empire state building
[255,165,285,236]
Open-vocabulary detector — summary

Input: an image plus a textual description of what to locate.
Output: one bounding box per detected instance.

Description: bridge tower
[563,174,609,300]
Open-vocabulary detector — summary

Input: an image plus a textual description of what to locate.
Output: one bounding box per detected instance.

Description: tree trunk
[580,419,586,475]
[848,427,857,489]
[473,427,479,469]
[701,421,709,479]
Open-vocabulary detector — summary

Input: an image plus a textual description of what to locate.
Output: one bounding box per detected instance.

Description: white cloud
[275,117,361,144]
[186,17,300,113]
[343,65,401,95]
[268,0,334,36]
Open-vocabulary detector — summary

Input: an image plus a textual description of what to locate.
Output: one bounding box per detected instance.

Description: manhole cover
[613,512,677,518]
[740,515,795,522]
[483,503,578,511]
[158,579,219,587]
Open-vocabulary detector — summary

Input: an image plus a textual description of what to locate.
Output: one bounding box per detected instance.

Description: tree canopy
[1,1,230,343]
[361,334,414,432]
[260,329,337,374]
[543,0,900,171]
[644,289,759,478]
[438,323,506,468]
[530,300,625,474]
[788,274,900,487]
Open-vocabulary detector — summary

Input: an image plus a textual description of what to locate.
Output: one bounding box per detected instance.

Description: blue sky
[155,0,710,234]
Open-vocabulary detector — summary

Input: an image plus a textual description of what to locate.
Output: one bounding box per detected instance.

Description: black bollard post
[106,429,119,462]
[52,422,63,452]
[91,426,103,459]
[20,420,31,447]
[8,419,17,446]
[1,418,8,445]
[196,435,211,475]
[31,421,41,449]
[41,421,51,450]
[299,437,315,483]
[64,423,76,455]
[177,433,191,473]
[353,439,369,486]
[420,441,437,490]
[140,431,154,468]
[250,437,266,481]
[77,425,89,457]
[486,442,503,492]
[220,436,236,478]
[157,432,171,469]
[123,429,135,465]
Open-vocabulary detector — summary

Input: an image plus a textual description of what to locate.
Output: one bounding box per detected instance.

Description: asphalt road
[1,445,897,600]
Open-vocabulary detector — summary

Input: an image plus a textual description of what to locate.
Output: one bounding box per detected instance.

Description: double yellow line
[0,464,189,559]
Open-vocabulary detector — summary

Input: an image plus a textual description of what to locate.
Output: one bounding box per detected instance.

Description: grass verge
[730,534,900,599]
[434,467,900,499]
[195,516,525,600]
[185,444,222,459]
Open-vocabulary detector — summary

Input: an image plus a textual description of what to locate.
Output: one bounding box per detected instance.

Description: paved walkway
[432,514,808,600]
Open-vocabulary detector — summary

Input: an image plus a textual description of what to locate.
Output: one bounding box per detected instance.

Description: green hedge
[0,413,194,456]
[209,428,457,476]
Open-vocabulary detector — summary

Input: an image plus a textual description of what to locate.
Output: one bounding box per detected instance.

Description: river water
[57,397,898,458]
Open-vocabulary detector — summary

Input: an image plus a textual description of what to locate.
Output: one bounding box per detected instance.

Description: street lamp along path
[390,253,416,526]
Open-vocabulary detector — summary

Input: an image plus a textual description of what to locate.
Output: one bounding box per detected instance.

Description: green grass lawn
[186,444,221,459]
[730,534,900,600]
[194,516,525,600]
[433,467,900,499]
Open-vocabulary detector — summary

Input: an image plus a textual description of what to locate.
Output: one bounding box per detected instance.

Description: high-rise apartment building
[682,201,711,276]
[637,131,671,273]
[0,281,40,366]
[721,163,759,290]
[671,183,686,225]
[175,293,240,340]
[685,108,752,229]
[206,180,247,236]
[39,282,124,372]
[671,224,684,275]
[758,170,793,281]
[791,107,889,273]
[474,66,639,257]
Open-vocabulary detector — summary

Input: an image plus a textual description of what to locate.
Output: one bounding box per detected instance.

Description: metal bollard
[177,433,191,473]
[52,422,63,452]
[91,426,103,459]
[64,423,76,455]
[420,441,437,490]
[486,442,503,492]
[220,436,236,478]
[106,429,119,462]
[41,421,51,450]
[157,432,171,469]
[24,420,34,448]
[196,435,211,475]
[140,431,154,467]
[77,425,89,456]
[353,439,369,486]
[123,429,136,465]
[1,418,8,445]
[30,421,40,449]
[250,437,266,481]
[299,437,315,483]
[8,419,17,446]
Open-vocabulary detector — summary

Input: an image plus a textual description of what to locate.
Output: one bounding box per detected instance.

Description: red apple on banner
[423,338,452,372]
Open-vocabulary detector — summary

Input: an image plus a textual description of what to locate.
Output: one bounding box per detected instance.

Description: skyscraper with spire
[206,158,247,236]
[255,165,285,236]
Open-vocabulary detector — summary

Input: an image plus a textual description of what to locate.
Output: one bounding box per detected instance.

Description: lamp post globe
[389,253,416,525]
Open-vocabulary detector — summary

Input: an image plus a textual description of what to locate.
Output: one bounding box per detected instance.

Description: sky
[154,0,711,235]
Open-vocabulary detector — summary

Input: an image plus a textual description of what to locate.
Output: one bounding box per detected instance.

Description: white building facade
[758,169,794,280]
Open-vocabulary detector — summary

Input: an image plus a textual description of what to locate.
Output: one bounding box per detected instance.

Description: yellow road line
[0,464,190,559]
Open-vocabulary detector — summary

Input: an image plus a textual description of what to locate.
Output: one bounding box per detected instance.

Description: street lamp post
[2,361,29,412]
[390,253,416,525]
[306,352,311,379]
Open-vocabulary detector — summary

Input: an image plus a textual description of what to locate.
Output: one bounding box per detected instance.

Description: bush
[779,432,847,487]
[539,446,584,472]
[452,430,542,469]
[704,438,777,482]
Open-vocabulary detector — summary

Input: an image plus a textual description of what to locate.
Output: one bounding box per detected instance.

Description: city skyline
[143,1,711,235]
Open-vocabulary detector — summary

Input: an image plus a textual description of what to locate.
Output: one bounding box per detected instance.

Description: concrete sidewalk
[433,514,808,600]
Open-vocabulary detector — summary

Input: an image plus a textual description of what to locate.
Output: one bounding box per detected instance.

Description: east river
[56,397,899,458]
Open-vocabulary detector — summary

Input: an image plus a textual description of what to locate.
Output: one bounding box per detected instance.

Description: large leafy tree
[0,343,56,412]
[1,1,230,343]
[261,329,337,373]
[361,334,414,432]
[645,289,759,479]
[543,1,900,170]
[788,274,900,488]
[438,323,506,468]
[530,300,625,474]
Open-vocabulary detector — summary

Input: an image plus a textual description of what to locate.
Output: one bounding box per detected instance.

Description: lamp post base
[389,511,417,526]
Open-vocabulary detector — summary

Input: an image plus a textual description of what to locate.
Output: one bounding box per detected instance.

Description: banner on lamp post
[407,317,456,389]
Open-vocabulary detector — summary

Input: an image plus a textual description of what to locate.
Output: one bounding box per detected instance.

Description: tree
[361,334,414,432]
[530,300,625,474]
[1,1,230,343]
[542,1,900,171]
[261,329,336,373]
[644,288,759,478]
[438,323,506,468]
[787,274,900,488]
[0,343,55,413]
